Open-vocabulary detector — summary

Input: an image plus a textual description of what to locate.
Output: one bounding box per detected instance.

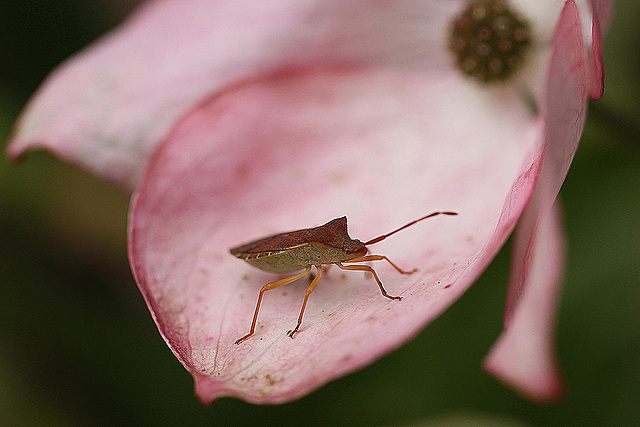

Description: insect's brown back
[230,217,369,273]
[230,217,352,255]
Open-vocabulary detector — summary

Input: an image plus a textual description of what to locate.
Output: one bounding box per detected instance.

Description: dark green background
[1,2,638,425]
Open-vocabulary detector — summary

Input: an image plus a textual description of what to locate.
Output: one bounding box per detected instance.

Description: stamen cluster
[449,0,531,83]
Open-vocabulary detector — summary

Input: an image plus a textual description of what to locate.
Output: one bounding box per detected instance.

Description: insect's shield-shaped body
[230,217,367,273]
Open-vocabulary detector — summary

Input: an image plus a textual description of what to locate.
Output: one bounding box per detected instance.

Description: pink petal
[587,9,605,99]
[484,0,599,402]
[589,0,616,35]
[484,201,566,402]
[6,0,463,191]
[129,68,543,404]
[506,0,589,323]
[587,0,615,99]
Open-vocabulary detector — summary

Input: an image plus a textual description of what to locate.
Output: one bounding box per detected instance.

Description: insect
[231,211,458,344]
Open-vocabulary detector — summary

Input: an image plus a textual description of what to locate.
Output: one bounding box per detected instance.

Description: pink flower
[7,0,613,404]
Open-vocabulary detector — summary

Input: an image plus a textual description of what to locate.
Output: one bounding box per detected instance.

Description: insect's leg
[335,262,402,300]
[306,264,331,283]
[288,265,322,339]
[344,254,417,274]
[235,268,311,345]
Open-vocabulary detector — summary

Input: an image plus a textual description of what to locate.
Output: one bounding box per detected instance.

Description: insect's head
[342,238,368,260]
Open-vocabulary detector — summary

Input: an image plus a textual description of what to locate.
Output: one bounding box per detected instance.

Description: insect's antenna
[364,211,458,246]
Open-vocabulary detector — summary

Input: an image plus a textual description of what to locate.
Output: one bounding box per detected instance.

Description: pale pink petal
[590,0,616,35]
[129,68,543,404]
[587,0,615,99]
[505,0,589,324]
[484,0,598,402]
[504,0,589,323]
[587,9,605,99]
[484,201,566,402]
[7,0,463,191]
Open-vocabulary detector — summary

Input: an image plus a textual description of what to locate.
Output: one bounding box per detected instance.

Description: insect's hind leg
[235,267,311,345]
[287,265,322,339]
[343,254,417,275]
[335,262,402,300]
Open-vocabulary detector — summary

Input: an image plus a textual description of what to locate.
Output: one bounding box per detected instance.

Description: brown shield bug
[231,211,458,344]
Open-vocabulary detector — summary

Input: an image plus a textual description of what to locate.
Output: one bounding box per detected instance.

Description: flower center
[449,0,531,83]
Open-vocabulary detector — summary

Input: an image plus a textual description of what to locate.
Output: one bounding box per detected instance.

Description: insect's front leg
[344,254,417,275]
[335,262,402,300]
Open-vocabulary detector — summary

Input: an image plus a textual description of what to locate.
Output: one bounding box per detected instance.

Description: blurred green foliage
[1,1,638,425]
